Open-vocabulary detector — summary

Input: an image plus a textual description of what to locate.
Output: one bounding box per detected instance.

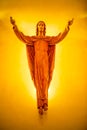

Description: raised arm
[50,19,74,45]
[10,17,33,45]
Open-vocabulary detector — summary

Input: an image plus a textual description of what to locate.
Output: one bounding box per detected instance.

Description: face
[37,21,45,32]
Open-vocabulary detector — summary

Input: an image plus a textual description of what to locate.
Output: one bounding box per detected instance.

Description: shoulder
[44,36,53,41]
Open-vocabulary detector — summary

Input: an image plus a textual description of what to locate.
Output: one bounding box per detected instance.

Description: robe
[26,37,55,108]
[13,25,69,108]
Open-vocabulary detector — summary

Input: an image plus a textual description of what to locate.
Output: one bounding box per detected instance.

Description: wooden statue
[10,17,73,115]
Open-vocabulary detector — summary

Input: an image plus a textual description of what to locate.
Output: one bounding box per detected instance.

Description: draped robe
[13,25,69,108]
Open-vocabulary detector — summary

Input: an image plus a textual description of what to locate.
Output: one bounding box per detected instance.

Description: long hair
[36,21,46,36]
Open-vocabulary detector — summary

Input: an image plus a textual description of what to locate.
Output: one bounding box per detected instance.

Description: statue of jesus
[10,17,73,115]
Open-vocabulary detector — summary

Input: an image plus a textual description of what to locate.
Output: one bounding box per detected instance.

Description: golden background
[0,0,87,129]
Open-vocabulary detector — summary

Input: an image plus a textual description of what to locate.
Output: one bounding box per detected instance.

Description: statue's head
[36,21,46,36]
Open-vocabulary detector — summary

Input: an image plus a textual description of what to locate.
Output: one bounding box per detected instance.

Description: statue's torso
[31,36,51,58]
[34,40,48,53]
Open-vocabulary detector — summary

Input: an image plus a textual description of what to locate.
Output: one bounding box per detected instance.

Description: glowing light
[19,22,60,36]
[20,22,36,35]
[20,46,36,99]
[46,24,60,36]
[19,23,60,101]
[48,86,56,100]
[20,47,60,100]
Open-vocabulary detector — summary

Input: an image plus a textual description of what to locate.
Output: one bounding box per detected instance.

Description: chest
[34,40,48,51]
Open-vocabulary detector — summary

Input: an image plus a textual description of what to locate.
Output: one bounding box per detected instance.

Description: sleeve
[13,25,33,45]
[50,26,70,45]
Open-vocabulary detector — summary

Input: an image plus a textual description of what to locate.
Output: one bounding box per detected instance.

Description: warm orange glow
[18,23,61,101]
[0,0,87,129]
[20,47,35,97]
[19,32,60,100]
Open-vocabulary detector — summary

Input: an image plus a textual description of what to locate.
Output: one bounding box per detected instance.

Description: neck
[38,31,45,36]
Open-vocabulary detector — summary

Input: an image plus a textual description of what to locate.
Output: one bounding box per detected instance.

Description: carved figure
[10,17,73,114]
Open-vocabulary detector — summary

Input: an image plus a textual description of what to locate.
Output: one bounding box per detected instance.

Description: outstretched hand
[68,18,74,26]
[10,17,15,25]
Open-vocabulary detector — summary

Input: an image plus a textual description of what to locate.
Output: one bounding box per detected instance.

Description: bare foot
[43,104,48,111]
[39,107,43,115]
